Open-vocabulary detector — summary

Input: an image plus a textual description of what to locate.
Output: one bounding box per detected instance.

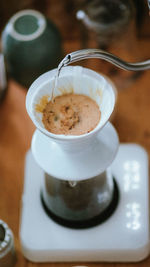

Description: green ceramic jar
[2,9,63,88]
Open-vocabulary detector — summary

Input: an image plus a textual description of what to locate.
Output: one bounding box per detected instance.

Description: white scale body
[20,143,149,262]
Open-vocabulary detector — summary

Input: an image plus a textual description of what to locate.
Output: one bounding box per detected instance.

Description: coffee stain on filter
[59,86,74,95]
[89,87,103,107]
[96,88,103,105]
[35,95,50,113]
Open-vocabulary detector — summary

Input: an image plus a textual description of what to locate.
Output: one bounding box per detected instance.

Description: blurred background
[0,1,150,266]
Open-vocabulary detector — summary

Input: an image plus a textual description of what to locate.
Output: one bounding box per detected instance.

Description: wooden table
[0,30,150,267]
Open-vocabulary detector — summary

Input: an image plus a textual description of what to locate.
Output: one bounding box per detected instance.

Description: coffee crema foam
[42,93,101,135]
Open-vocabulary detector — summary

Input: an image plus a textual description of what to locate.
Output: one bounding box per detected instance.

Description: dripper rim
[26,66,116,141]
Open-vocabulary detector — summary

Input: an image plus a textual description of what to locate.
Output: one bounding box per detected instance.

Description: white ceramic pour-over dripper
[26,66,119,180]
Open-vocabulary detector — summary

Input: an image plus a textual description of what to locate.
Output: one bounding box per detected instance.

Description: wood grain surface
[0,3,150,266]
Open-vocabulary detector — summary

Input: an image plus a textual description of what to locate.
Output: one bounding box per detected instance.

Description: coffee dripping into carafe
[26,63,118,228]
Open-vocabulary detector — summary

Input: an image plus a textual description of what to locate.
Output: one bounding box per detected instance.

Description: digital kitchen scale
[20,143,149,262]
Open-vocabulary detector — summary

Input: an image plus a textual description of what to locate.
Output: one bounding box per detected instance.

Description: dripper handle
[61,49,150,71]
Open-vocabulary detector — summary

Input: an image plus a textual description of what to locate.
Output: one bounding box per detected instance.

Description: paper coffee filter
[26,66,116,138]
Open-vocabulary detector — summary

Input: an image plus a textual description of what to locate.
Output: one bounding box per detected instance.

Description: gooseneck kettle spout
[58,49,150,72]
